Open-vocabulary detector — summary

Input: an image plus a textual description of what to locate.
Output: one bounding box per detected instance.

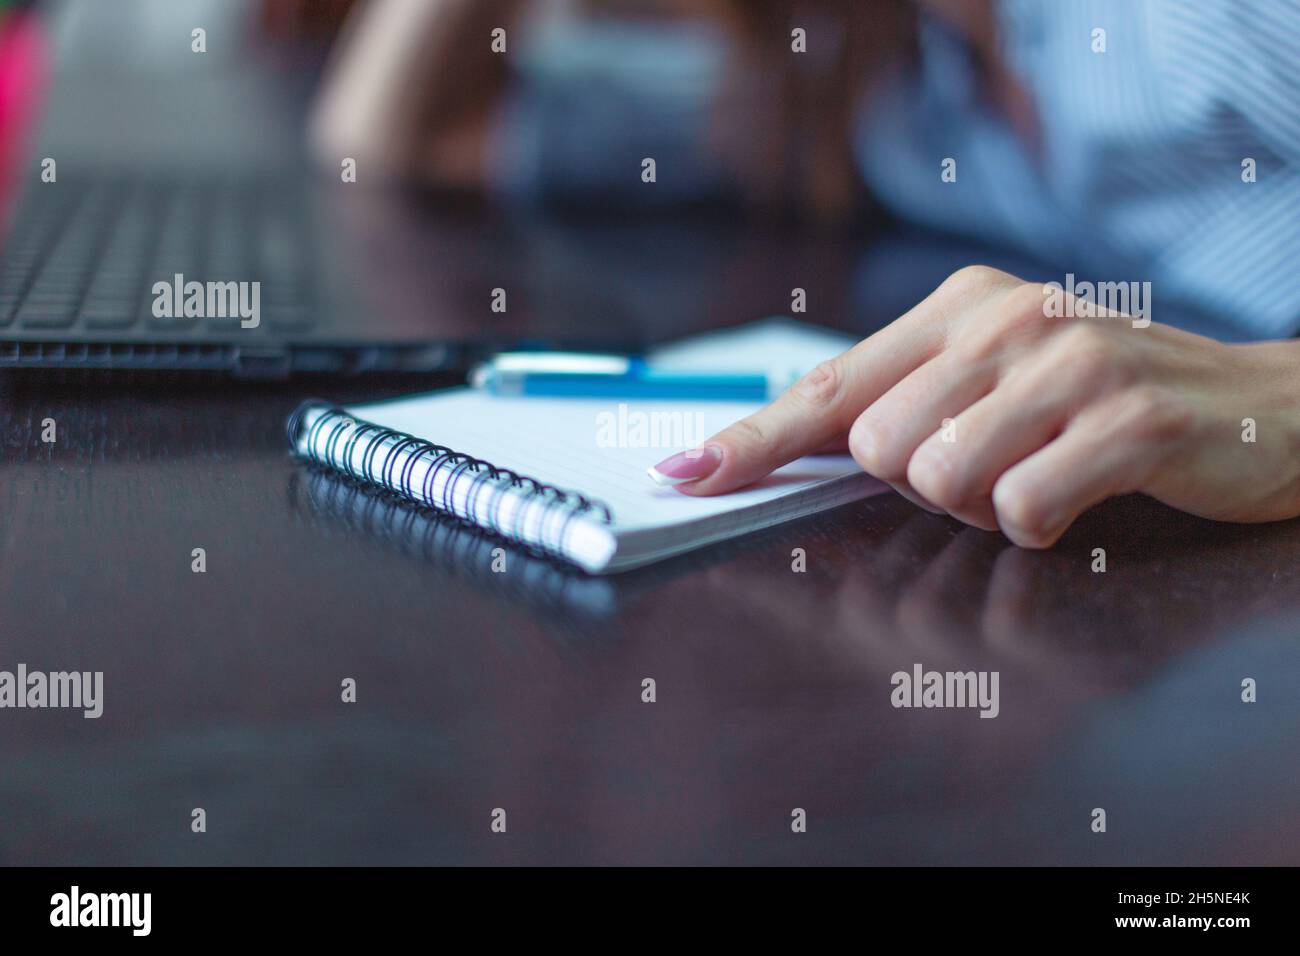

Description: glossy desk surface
[1,221,1297,866]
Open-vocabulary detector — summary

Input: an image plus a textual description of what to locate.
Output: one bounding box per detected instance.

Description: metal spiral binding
[286,399,614,561]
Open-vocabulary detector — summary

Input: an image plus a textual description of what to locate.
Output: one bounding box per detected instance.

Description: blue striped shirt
[493,1,1300,339]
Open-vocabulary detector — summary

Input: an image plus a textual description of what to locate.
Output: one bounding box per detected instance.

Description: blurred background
[2,0,1173,376]
[8,0,1281,373]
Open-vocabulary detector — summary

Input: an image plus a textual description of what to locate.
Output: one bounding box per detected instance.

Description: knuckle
[941,264,1008,296]
[791,358,846,410]
[848,415,906,480]
[999,297,1051,339]
[957,320,1028,366]
[1007,279,1053,318]
[1063,328,1116,371]
[721,415,771,454]
[1057,320,1109,350]
[1006,523,1057,549]
[1052,324,1131,386]
[953,286,1053,361]
[992,479,1055,546]
[907,443,962,509]
[1121,386,1193,443]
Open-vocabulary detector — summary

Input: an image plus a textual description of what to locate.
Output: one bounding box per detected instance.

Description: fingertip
[674,467,736,497]
[647,444,724,491]
[998,512,1066,549]
[672,440,754,497]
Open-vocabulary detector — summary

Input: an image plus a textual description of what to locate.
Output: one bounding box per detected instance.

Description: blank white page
[648,316,856,377]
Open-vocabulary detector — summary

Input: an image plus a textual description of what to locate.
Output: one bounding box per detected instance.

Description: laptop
[0,0,662,377]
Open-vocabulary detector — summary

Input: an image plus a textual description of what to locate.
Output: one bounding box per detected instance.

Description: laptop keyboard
[0,178,318,336]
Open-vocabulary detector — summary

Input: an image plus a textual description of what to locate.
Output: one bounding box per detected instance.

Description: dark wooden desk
[2,220,1298,865]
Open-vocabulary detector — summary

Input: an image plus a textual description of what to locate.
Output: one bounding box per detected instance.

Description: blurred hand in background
[303,0,912,221]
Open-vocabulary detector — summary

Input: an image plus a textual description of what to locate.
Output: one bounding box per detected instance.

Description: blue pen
[471,352,799,401]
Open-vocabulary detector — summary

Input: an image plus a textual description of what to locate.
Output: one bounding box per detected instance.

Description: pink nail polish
[646,445,723,486]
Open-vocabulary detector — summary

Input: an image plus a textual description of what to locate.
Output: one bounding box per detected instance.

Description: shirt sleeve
[1147,0,1300,161]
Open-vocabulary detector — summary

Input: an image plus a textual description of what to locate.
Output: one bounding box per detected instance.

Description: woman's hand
[661,266,1300,546]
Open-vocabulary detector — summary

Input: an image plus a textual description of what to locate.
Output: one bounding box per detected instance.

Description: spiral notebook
[288,388,885,574]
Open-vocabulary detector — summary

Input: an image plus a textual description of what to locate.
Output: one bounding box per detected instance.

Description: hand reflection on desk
[2,478,1296,865]
[566,499,1300,864]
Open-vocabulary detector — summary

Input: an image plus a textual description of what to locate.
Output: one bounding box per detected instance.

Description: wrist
[1239,338,1300,475]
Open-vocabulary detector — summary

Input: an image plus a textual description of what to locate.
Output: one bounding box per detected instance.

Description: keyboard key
[265,304,314,332]
[3,176,321,345]
[202,315,246,334]
[145,312,201,332]
[16,301,78,329]
[81,300,141,331]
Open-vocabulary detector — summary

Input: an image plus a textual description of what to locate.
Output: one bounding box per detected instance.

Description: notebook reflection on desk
[287,468,618,618]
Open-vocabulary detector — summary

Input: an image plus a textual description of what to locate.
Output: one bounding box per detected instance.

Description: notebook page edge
[601,472,888,573]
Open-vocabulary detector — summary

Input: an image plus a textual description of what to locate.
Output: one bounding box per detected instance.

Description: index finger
[664,315,942,496]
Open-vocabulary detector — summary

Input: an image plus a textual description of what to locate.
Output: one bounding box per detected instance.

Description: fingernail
[646,445,723,486]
